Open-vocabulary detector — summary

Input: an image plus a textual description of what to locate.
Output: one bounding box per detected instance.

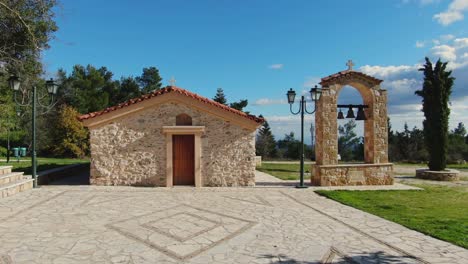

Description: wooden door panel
[173,135,195,185]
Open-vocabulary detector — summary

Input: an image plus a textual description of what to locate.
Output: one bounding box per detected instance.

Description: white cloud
[268,64,283,70]
[360,64,419,79]
[386,78,422,94]
[253,98,287,106]
[416,41,426,48]
[433,0,468,25]
[440,34,456,42]
[454,37,468,48]
[395,104,422,111]
[434,10,464,25]
[431,44,457,61]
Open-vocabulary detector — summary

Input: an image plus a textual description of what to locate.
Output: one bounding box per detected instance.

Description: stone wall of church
[88,102,256,187]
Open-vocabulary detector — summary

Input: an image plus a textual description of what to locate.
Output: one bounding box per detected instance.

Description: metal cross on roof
[169,76,176,86]
[346,60,355,71]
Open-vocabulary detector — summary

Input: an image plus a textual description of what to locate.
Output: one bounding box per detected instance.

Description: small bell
[346,107,355,119]
[356,107,367,121]
[337,109,344,119]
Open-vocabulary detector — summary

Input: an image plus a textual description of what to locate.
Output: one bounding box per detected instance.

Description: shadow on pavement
[260,249,422,263]
[47,167,90,185]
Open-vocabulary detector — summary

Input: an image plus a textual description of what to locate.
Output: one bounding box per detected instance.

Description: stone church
[79,86,264,187]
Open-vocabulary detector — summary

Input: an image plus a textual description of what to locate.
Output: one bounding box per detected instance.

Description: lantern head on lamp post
[285,85,322,188]
[8,75,21,91]
[45,78,58,95]
[310,85,322,103]
[7,74,59,188]
[287,88,296,104]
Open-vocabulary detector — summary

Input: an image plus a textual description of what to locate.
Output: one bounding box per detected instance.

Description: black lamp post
[8,75,58,188]
[286,85,322,188]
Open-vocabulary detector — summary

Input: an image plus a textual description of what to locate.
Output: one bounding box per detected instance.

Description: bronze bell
[356,107,367,120]
[346,107,355,119]
[337,109,344,119]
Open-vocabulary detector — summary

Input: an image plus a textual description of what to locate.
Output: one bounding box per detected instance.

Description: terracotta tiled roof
[78,86,264,124]
[320,70,382,87]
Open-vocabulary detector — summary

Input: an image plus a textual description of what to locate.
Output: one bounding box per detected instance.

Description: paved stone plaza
[0,185,467,264]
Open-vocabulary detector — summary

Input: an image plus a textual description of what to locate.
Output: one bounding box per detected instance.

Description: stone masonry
[89,102,257,187]
[313,69,393,186]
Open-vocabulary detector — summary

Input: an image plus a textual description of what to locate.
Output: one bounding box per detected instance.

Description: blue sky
[42,0,468,143]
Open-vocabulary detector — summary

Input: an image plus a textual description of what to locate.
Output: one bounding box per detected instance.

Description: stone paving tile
[0,186,466,263]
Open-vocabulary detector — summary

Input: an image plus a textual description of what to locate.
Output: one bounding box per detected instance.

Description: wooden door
[173,135,195,185]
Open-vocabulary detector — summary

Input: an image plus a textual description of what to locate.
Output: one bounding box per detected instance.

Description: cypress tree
[415,57,455,171]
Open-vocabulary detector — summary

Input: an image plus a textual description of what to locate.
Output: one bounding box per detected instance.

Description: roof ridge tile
[78,86,264,124]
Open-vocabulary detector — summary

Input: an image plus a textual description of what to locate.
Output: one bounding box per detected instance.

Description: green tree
[277,132,302,160]
[57,65,114,113]
[116,76,141,103]
[409,126,428,162]
[0,0,58,71]
[50,105,89,158]
[394,123,412,161]
[137,66,162,93]
[415,57,455,171]
[338,120,360,161]
[229,99,248,112]
[448,122,468,162]
[255,117,277,159]
[213,88,227,105]
[212,88,249,112]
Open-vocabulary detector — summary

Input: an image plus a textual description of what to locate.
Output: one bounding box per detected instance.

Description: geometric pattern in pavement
[223,194,273,207]
[79,194,132,207]
[107,204,257,261]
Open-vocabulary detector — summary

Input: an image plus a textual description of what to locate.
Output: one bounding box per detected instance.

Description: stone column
[315,85,339,166]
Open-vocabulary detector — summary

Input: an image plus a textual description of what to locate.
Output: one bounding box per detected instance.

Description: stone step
[0,166,13,176]
[0,177,34,199]
[0,172,24,185]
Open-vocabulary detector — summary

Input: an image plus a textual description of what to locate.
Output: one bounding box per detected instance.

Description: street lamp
[286,85,322,188]
[7,75,59,188]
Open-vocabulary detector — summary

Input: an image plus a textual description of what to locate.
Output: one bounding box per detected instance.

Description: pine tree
[137,67,162,93]
[213,88,227,105]
[256,117,277,159]
[229,99,248,111]
[415,57,455,171]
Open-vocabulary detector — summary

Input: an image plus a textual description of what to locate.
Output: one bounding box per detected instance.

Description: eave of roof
[320,70,383,87]
[78,86,265,124]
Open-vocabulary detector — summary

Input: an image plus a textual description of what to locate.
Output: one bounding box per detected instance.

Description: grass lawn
[0,158,90,174]
[316,184,468,249]
[256,163,310,180]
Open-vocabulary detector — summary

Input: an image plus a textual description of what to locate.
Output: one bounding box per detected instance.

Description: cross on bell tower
[346,60,355,71]
[169,76,176,87]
